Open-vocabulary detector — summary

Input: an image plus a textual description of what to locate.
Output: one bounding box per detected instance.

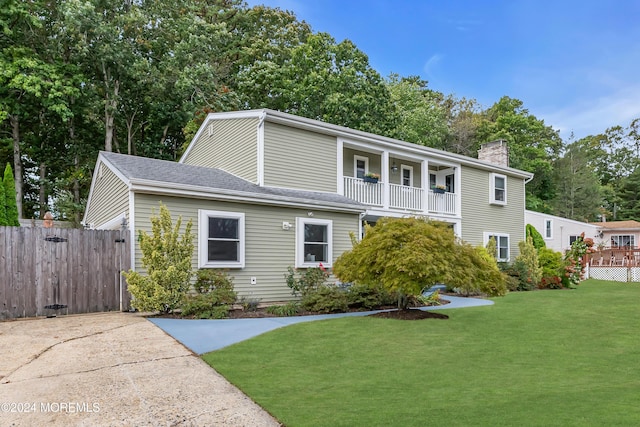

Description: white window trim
[568,235,581,247]
[198,210,245,269]
[296,217,333,268]
[611,234,635,248]
[354,155,369,178]
[401,164,413,187]
[484,232,510,262]
[545,219,553,239]
[490,173,507,205]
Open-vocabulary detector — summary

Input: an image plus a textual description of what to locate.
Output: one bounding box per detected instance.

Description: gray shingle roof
[100,151,363,211]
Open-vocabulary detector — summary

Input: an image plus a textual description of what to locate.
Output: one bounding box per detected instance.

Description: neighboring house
[589,220,640,249]
[525,210,602,253]
[83,109,533,301]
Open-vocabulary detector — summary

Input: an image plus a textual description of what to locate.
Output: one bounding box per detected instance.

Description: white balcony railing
[343,176,383,206]
[427,190,456,215]
[343,177,458,216]
[389,183,423,211]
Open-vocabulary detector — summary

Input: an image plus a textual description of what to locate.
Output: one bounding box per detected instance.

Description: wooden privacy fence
[0,226,130,319]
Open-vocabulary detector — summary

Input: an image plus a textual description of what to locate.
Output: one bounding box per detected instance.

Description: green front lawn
[203,280,640,426]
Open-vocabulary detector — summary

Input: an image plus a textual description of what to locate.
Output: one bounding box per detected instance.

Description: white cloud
[446,19,481,32]
[423,54,443,77]
[540,85,640,140]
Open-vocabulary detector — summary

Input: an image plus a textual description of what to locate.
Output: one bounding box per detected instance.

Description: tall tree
[0,164,6,225]
[442,96,483,156]
[59,0,149,152]
[233,5,311,112]
[0,0,78,219]
[616,167,640,220]
[234,18,396,136]
[3,163,19,225]
[551,142,603,222]
[385,74,448,147]
[476,96,563,211]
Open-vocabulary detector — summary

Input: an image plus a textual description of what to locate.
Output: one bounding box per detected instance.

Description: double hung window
[198,210,245,268]
[486,233,510,262]
[490,173,507,204]
[296,218,332,267]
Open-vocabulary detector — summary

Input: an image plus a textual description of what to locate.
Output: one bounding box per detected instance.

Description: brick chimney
[478,140,509,167]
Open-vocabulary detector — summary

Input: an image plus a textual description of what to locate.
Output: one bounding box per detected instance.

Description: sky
[244,0,640,140]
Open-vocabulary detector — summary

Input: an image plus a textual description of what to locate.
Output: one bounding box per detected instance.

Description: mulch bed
[151,298,452,320]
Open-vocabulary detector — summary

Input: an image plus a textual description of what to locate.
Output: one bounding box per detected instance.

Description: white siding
[525,211,602,252]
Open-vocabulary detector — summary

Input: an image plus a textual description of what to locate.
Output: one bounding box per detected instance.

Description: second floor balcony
[343,176,458,216]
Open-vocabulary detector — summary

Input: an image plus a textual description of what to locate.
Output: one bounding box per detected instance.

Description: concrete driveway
[0,312,280,427]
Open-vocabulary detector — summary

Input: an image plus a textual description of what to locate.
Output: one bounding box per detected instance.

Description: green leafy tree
[485,236,497,259]
[525,224,546,249]
[385,74,448,147]
[123,203,194,313]
[476,96,562,211]
[551,141,604,221]
[333,217,506,309]
[563,234,592,287]
[232,5,312,113]
[3,163,19,226]
[442,96,483,156]
[537,247,565,289]
[0,165,6,226]
[236,28,396,135]
[617,167,640,220]
[513,237,542,290]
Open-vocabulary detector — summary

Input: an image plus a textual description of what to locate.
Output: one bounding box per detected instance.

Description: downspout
[257,111,267,186]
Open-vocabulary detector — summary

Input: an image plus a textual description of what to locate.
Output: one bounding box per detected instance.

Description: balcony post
[382,151,390,209]
[421,159,428,212]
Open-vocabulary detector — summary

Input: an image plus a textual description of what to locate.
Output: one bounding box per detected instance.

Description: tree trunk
[73,154,81,224]
[9,115,23,219]
[125,111,146,155]
[105,92,116,152]
[38,162,46,219]
[67,109,82,224]
[102,61,119,152]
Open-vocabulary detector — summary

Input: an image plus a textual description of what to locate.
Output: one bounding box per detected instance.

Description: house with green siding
[83,109,533,302]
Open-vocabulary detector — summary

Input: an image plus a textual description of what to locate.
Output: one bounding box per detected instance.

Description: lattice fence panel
[588,266,638,282]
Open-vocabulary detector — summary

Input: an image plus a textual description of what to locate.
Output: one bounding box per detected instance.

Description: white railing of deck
[343,176,383,206]
[427,190,456,215]
[389,183,424,211]
[343,177,458,215]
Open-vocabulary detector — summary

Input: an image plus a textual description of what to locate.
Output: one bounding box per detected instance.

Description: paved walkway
[0,312,280,426]
[149,296,493,354]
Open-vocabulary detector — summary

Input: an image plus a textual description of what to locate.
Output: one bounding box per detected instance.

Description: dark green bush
[512,237,542,291]
[180,270,237,318]
[285,266,330,296]
[301,286,348,313]
[239,296,261,312]
[266,302,300,316]
[537,247,565,289]
[504,274,521,292]
[193,269,236,303]
[346,283,396,309]
[526,224,546,249]
[498,263,522,291]
[181,295,231,319]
